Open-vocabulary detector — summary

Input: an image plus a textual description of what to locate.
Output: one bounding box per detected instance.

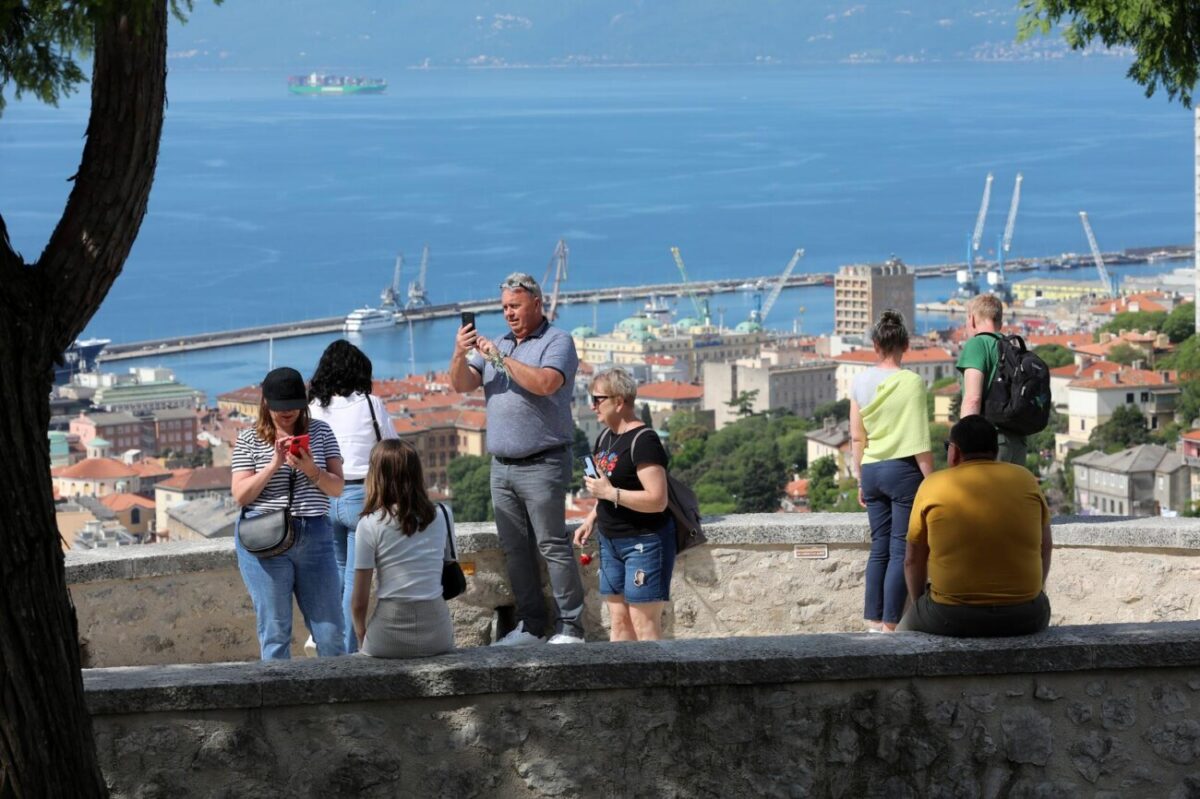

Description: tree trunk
[0,2,168,795]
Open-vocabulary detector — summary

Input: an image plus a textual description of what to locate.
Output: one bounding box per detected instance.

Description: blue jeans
[235,514,346,660]
[598,518,676,603]
[860,457,924,625]
[328,481,365,654]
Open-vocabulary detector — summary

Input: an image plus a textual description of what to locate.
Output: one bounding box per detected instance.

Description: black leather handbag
[439,504,466,600]
[236,469,297,558]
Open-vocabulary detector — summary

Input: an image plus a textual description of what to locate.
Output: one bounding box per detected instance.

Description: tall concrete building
[703,358,837,430]
[833,257,915,337]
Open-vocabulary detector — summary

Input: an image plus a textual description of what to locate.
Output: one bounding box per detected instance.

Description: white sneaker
[304,635,317,657]
[491,621,546,648]
[547,633,586,645]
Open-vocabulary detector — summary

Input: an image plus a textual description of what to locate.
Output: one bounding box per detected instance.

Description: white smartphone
[582,455,598,478]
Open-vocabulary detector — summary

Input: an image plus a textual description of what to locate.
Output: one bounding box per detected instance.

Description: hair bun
[880,309,905,326]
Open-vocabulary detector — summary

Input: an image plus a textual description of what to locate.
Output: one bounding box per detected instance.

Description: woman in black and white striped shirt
[231,367,346,659]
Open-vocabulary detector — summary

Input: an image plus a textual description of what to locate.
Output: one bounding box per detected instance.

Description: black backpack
[981,333,1052,436]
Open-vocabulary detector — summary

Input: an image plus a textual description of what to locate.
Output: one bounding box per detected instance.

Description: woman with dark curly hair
[308,340,398,653]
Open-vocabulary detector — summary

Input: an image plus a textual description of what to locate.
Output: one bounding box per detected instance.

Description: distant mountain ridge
[170,1,1117,71]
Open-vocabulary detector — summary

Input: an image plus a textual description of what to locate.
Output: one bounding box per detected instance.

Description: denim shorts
[598,518,676,603]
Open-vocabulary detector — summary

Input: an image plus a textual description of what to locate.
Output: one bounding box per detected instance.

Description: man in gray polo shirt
[449,272,586,645]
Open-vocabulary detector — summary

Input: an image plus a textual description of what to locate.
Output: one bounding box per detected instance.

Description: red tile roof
[1089,293,1171,315]
[833,347,953,364]
[636,381,704,401]
[58,458,138,480]
[1024,333,1094,349]
[1068,368,1178,390]
[1181,429,1200,442]
[157,466,233,492]
[100,493,156,512]
[128,459,173,478]
[217,385,262,403]
[785,478,809,499]
[1050,360,1121,379]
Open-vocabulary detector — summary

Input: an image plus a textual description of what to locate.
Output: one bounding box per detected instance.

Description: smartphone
[460,311,475,330]
[288,434,310,456]
[582,455,598,479]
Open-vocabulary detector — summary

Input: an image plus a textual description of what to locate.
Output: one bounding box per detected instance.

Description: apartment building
[832,347,956,401]
[805,418,853,479]
[1073,444,1189,517]
[573,321,770,382]
[154,467,233,536]
[70,411,143,453]
[1059,368,1179,456]
[833,257,915,338]
[703,359,837,430]
[392,410,488,491]
[53,458,141,499]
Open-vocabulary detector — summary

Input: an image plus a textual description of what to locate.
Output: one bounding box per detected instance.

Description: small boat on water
[344,307,396,333]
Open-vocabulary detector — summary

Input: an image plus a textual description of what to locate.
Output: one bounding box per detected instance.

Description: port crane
[750,248,805,326]
[541,239,569,322]
[381,253,404,308]
[987,173,1022,302]
[405,245,431,310]
[1079,211,1117,298]
[670,246,710,326]
[957,172,993,298]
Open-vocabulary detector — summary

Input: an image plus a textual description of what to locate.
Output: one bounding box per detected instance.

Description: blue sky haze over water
[0,61,1192,396]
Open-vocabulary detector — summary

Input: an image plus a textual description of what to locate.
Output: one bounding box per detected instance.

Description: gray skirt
[361,597,455,659]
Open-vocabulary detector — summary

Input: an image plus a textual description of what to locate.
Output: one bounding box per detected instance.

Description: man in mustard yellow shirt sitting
[897,415,1052,636]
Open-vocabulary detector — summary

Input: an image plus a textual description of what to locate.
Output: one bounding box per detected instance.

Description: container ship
[288,73,387,96]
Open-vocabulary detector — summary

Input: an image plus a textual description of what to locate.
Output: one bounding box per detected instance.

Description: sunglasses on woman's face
[591,395,611,407]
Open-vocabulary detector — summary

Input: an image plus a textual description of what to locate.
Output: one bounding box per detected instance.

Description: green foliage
[446,455,493,522]
[638,403,654,427]
[1099,310,1167,337]
[1032,344,1074,369]
[735,447,785,512]
[1019,0,1200,107]
[0,1,209,115]
[726,389,760,417]
[930,423,951,470]
[811,398,850,423]
[806,455,840,511]
[1105,341,1144,366]
[1152,420,1182,447]
[694,482,735,516]
[1088,404,1150,452]
[1163,302,1195,343]
[1027,410,1066,457]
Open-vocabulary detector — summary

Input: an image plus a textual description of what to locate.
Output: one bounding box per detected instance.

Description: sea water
[0,62,1192,396]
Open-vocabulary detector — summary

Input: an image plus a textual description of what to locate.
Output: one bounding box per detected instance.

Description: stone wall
[85,622,1200,798]
[66,515,1200,667]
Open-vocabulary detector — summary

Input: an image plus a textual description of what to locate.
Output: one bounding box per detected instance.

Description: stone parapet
[85,622,1200,797]
[66,515,1200,667]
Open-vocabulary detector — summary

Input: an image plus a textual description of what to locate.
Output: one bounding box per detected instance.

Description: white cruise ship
[343,307,396,333]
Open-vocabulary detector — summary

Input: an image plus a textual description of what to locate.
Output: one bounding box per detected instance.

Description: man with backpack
[957,294,1050,467]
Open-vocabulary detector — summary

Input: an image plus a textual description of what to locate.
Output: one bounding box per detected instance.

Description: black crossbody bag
[236,468,297,558]
[370,397,465,599]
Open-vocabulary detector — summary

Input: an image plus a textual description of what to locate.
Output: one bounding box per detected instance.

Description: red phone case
[289,434,310,455]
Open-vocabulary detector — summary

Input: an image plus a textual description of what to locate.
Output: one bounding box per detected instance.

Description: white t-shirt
[308,393,397,480]
[354,505,454,602]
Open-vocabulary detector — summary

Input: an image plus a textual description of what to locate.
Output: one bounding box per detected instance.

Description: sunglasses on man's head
[500,279,539,294]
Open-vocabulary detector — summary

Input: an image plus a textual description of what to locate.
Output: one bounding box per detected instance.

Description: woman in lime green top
[849,310,933,632]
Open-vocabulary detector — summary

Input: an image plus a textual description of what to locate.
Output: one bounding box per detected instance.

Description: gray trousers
[490,448,585,637]
[897,590,1050,637]
[997,430,1027,467]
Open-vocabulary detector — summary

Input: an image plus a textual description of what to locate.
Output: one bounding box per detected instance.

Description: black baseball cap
[262,367,308,411]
